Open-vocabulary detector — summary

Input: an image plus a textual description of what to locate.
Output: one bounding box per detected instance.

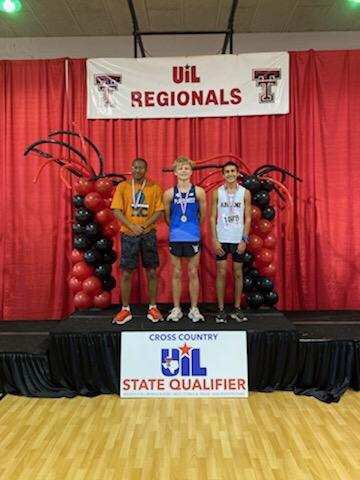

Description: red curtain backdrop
[0,59,73,320]
[1,51,359,319]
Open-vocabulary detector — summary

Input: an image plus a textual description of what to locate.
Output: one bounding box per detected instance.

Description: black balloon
[243,251,254,265]
[242,175,261,192]
[95,264,112,278]
[247,292,264,309]
[264,291,279,306]
[262,206,275,221]
[84,249,103,265]
[256,276,274,292]
[103,249,117,264]
[95,238,113,252]
[102,275,116,291]
[75,207,93,224]
[72,195,84,207]
[260,180,274,192]
[243,275,254,292]
[73,235,90,251]
[248,267,260,279]
[85,222,100,238]
[253,190,270,206]
[72,222,85,234]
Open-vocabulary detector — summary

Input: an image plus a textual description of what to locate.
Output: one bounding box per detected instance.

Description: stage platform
[0,306,359,403]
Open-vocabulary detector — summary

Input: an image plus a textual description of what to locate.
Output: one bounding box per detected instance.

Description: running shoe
[112,308,132,325]
[147,306,163,323]
[215,310,228,323]
[230,307,248,322]
[188,306,205,323]
[166,307,183,322]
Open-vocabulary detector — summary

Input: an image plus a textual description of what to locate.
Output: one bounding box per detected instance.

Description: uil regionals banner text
[120,331,248,398]
[87,52,289,119]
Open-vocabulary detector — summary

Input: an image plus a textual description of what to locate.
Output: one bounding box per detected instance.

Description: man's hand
[237,241,246,254]
[214,240,225,256]
[129,223,144,236]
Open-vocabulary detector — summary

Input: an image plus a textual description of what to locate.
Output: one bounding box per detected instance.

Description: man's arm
[243,189,252,237]
[210,189,225,256]
[236,188,252,254]
[195,186,206,224]
[163,188,173,225]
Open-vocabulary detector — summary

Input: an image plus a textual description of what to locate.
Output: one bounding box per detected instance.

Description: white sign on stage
[120,331,248,398]
[87,52,289,119]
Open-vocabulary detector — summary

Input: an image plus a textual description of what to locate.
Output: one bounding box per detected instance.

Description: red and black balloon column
[164,155,301,310]
[24,130,126,310]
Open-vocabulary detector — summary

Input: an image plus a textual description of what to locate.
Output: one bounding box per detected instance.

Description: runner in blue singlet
[163,157,206,323]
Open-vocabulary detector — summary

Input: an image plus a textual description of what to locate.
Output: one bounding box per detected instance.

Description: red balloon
[93,290,111,309]
[247,234,263,252]
[95,208,115,225]
[84,192,105,212]
[82,276,103,295]
[71,261,94,281]
[263,233,276,249]
[71,249,84,264]
[95,178,114,197]
[73,291,93,309]
[69,276,83,293]
[255,248,274,265]
[251,205,262,223]
[257,219,273,236]
[103,198,112,208]
[259,262,277,277]
[74,178,95,196]
[102,220,120,238]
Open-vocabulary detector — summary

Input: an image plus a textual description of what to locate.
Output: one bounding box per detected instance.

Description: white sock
[122,306,130,311]
[149,304,156,309]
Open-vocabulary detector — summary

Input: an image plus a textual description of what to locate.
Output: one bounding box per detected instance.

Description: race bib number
[223,214,240,228]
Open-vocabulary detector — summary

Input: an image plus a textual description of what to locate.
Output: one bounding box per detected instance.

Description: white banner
[120,331,248,398]
[87,52,289,119]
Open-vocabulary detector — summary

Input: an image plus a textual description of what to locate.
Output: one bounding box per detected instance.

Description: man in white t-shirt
[210,161,251,323]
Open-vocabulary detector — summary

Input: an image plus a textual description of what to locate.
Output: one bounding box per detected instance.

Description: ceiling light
[0,0,22,13]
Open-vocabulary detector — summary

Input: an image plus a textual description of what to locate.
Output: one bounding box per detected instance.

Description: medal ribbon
[132,178,146,209]
[179,186,191,218]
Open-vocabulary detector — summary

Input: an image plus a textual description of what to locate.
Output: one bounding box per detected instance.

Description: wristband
[242,235,249,243]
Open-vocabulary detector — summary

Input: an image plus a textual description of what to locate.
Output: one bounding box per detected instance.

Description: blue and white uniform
[170,185,200,242]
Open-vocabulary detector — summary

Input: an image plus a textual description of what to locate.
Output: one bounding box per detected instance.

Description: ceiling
[0,0,359,37]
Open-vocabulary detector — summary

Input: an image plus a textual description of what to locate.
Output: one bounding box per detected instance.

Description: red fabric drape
[0,59,73,320]
[1,51,359,319]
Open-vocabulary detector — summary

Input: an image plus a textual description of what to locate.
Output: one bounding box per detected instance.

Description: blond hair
[173,156,195,171]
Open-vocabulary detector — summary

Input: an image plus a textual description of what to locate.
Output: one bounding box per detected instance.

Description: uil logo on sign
[161,343,207,377]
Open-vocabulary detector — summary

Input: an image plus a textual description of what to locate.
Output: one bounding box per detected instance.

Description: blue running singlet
[169,185,200,242]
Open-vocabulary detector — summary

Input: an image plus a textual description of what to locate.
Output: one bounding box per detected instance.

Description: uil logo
[161,343,207,377]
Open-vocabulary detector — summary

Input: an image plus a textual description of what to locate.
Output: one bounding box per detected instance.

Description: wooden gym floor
[0,392,359,480]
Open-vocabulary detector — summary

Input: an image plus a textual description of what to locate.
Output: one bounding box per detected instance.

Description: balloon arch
[25,131,301,311]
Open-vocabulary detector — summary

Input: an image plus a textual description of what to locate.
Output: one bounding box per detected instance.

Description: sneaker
[166,307,183,322]
[112,308,132,325]
[230,307,248,322]
[147,306,163,323]
[215,310,228,323]
[188,306,205,323]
